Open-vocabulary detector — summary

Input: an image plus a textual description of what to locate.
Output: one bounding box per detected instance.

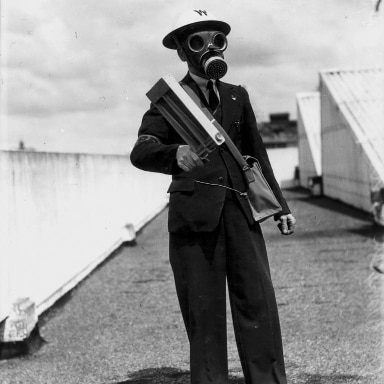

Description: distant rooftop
[259,113,297,148]
[269,112,290,122]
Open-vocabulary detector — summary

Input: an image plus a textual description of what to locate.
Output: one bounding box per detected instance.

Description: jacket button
[218,176,224,182]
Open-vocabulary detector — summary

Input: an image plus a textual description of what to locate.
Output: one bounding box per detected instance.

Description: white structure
[266,147,298,189]
[296,92,321,192]
[0,151,170,340]
[320,68,384,226]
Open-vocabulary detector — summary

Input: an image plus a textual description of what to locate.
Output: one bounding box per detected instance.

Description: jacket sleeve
[239,87,291,218]
[130,103,182,175]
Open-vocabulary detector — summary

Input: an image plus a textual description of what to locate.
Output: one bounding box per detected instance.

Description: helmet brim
[163,20,231,49]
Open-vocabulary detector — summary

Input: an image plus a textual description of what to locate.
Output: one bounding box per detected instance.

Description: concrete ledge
[1,297,37,342]
[0,201,168,359]
[36,237,123,317]
[36,200,168,317]
[0,324,45,359]
[0,297,45,359]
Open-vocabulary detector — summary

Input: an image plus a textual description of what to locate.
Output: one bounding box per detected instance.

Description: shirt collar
[189,71,216,91]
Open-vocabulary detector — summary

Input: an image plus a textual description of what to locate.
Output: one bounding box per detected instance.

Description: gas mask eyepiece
[187,31,227,53]
[185,31,228,79]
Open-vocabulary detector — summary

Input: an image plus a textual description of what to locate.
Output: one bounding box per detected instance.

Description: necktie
[207,80,219,111]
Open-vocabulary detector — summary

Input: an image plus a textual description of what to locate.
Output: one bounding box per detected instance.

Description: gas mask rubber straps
[181,30,228,80]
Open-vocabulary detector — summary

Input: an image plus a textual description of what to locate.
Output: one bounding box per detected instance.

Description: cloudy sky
[0,0,382,154]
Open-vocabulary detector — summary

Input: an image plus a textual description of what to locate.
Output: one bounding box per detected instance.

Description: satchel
[243,156,282,222]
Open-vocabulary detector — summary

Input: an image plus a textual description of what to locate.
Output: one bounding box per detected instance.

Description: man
[130,9,296,384]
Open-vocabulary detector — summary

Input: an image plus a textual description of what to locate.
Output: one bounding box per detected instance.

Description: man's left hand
[277,214,296,235]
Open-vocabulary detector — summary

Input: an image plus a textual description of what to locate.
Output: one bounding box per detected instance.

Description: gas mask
[182,30,228,80]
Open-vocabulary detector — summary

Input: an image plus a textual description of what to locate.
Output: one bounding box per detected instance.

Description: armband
[136,134,162,145]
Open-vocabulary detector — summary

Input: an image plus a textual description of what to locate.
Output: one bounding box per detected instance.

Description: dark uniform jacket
[130,73,290,233]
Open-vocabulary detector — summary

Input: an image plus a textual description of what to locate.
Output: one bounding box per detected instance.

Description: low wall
[0,151,170,324]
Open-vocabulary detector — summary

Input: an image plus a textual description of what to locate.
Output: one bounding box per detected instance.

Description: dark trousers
[169,194,287,384]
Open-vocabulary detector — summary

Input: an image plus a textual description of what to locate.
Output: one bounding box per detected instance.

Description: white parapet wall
[0,150,170,329]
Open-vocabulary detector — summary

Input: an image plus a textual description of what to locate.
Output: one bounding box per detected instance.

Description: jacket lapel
[217,81,240,133]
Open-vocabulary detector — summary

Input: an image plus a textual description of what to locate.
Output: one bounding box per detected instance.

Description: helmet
[163,9,231,49]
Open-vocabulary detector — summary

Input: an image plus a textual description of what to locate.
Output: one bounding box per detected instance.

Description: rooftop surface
[1,189,383,384]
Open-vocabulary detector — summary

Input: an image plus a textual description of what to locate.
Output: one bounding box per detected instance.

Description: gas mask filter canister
[186,31,228,80]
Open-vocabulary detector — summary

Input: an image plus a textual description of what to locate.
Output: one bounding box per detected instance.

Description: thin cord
[194,180,247,197]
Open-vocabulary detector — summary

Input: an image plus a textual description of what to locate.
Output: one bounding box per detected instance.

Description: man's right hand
[176,145,205,172]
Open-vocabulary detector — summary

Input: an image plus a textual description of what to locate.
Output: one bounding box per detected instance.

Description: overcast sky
[0,0,382,154]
